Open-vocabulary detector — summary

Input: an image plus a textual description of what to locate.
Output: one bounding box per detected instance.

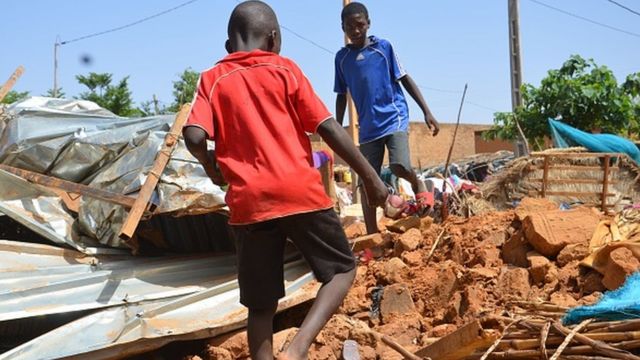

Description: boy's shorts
[359,131,412,175]
[231,208,355,309]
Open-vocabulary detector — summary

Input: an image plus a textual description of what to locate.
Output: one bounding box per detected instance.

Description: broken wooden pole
[416,320,500,360]
[0,164,138,210]
[0,66,25,103]
[118,104,191,241]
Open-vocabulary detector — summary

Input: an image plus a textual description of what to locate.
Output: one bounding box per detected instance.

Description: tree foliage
[168,68,199,112]
[44,88,66,98]
[76,72,140,116]
[1,90,29,104]
[485,55,640,149]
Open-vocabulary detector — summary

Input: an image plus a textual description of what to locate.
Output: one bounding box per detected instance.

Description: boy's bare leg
[390,164,426,194]
[280,267,357,360]
[248,302,278,360]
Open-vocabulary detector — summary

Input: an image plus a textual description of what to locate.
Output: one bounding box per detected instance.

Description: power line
[527,0,640,39]
[60,0,200,45]
[605,0,640,17]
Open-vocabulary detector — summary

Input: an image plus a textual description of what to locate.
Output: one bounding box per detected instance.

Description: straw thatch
[481,148,640,211]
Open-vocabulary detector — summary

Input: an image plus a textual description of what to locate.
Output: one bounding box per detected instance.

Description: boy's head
[341,2,370,48]
[226,1,281,54]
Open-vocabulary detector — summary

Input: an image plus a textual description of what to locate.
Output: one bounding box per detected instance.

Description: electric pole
[53,37,60,98]
[508,0,529,156]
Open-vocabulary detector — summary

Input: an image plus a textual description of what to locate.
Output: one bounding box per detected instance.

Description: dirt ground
[198,203,606,360]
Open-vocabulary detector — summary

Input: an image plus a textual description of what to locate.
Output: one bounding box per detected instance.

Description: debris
[523,207,600,257]
[394,228,422,256]
[386,216,420,233]
[502,229,532,267]
[527,250,551,284]
[350,233,384,252]
[415,320,500,360]
[602,247,640,290]
[342,339,361,360]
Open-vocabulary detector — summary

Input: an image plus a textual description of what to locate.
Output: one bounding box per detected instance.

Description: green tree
[484,55,640,149]
[76,72,139,116]
[168,68,199,112]
[44,88,66,98]
[1,90,29,104]
[138,95,169,116]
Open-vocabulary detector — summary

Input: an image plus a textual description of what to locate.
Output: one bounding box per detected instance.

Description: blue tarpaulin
[564,272,640,325]
[548,118,640,164]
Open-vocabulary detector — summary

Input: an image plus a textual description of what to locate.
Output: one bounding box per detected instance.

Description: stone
[502,230,531,267]
[401,250,423,266]
[557,243,590,267]
[550,292,578,308]
[379,257,408,284]
[427,324,458,338]
[380,283,417,324]
[344,222,367,239]
[387,216,421,233]
[481,230,508,247]
[207,330,249,359]
[527,251,551,284]
[498,267,531,300]
[421,216,434,231]
[515,197,558,221]
[602,247,640,290]
[394,228,423,256]
[351,233,384,253]
[522,207,600,257]
[340,285,371,315]
[580,270,606,295]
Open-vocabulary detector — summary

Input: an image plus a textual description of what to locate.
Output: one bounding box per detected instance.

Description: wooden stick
[425,227,447,263]
[0,164,138,209]
[587,320,640,334]
[343,317,423,360]
[551,322,640,360]
[541,321,551,360]
[119,104,191,240]
[0,66,24,102]
[550,319,593,360]
[480,318,523,360]
[471,339,640,359]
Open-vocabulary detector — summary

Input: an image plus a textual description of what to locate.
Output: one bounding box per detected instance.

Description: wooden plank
[531,178,618,185]
[529,165,619,172]
[118,104,191,241]
[0,66,25,103]
[531,152,624,158]
[0,164,137,209]
[542,191,615,197]
[415,320,500,360]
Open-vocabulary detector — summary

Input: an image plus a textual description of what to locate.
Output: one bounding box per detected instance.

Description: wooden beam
[118,104,191,240]
[529,165,619,172]
[602,155,611,214]
[415,320,500,360]
[541,155,549,197]
[531,178,619,185]
[0,66,25,103]
[0,164,137,209]
[542,191,615,197]
[531,152,624,158]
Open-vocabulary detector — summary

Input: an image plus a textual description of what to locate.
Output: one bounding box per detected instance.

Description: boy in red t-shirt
[182,1,387,359]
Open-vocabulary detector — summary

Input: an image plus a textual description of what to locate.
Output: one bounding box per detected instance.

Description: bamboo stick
[425,227,447,263]
[550,319,593,360]
[551,322,640,360]
[541,321,551,360]
[587,320,640,334]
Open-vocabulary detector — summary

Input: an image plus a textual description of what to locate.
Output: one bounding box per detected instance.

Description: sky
[2,0,640,124]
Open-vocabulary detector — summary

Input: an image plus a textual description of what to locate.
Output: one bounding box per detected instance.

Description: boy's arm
[317,118,387,207]
[183,126,226,186]
[335,94,347,127]
[400,74,440,136]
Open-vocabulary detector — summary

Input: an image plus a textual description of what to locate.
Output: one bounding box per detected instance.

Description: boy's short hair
[341,2,368,22]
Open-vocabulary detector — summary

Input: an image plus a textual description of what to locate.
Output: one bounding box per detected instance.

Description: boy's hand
[363,177,388,207]
[425,115,440,136]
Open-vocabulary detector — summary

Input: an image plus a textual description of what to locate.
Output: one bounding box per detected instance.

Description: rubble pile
[204,197,625,359]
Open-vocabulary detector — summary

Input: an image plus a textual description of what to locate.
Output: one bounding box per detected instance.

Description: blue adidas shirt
[334,36,410,144]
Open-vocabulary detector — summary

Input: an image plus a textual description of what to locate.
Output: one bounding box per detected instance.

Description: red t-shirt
[185,50,334,225]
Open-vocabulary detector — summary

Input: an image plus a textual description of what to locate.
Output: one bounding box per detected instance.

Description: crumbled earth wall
[203,201,616,359]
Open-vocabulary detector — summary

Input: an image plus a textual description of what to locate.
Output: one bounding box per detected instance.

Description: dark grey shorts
[359,131,412,174]
[231,209,355,309]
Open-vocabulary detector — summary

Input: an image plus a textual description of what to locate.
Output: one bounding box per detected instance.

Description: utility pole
[152,94,160,115]
[53,37,60,98]
[508,0,529,156]
[342,0,361,203]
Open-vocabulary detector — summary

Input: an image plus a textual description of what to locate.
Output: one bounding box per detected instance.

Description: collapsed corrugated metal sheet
[0,97,226,251]
[0,240,316,359]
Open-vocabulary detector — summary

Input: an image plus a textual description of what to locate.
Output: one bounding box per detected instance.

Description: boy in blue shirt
[335,1,440,234]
